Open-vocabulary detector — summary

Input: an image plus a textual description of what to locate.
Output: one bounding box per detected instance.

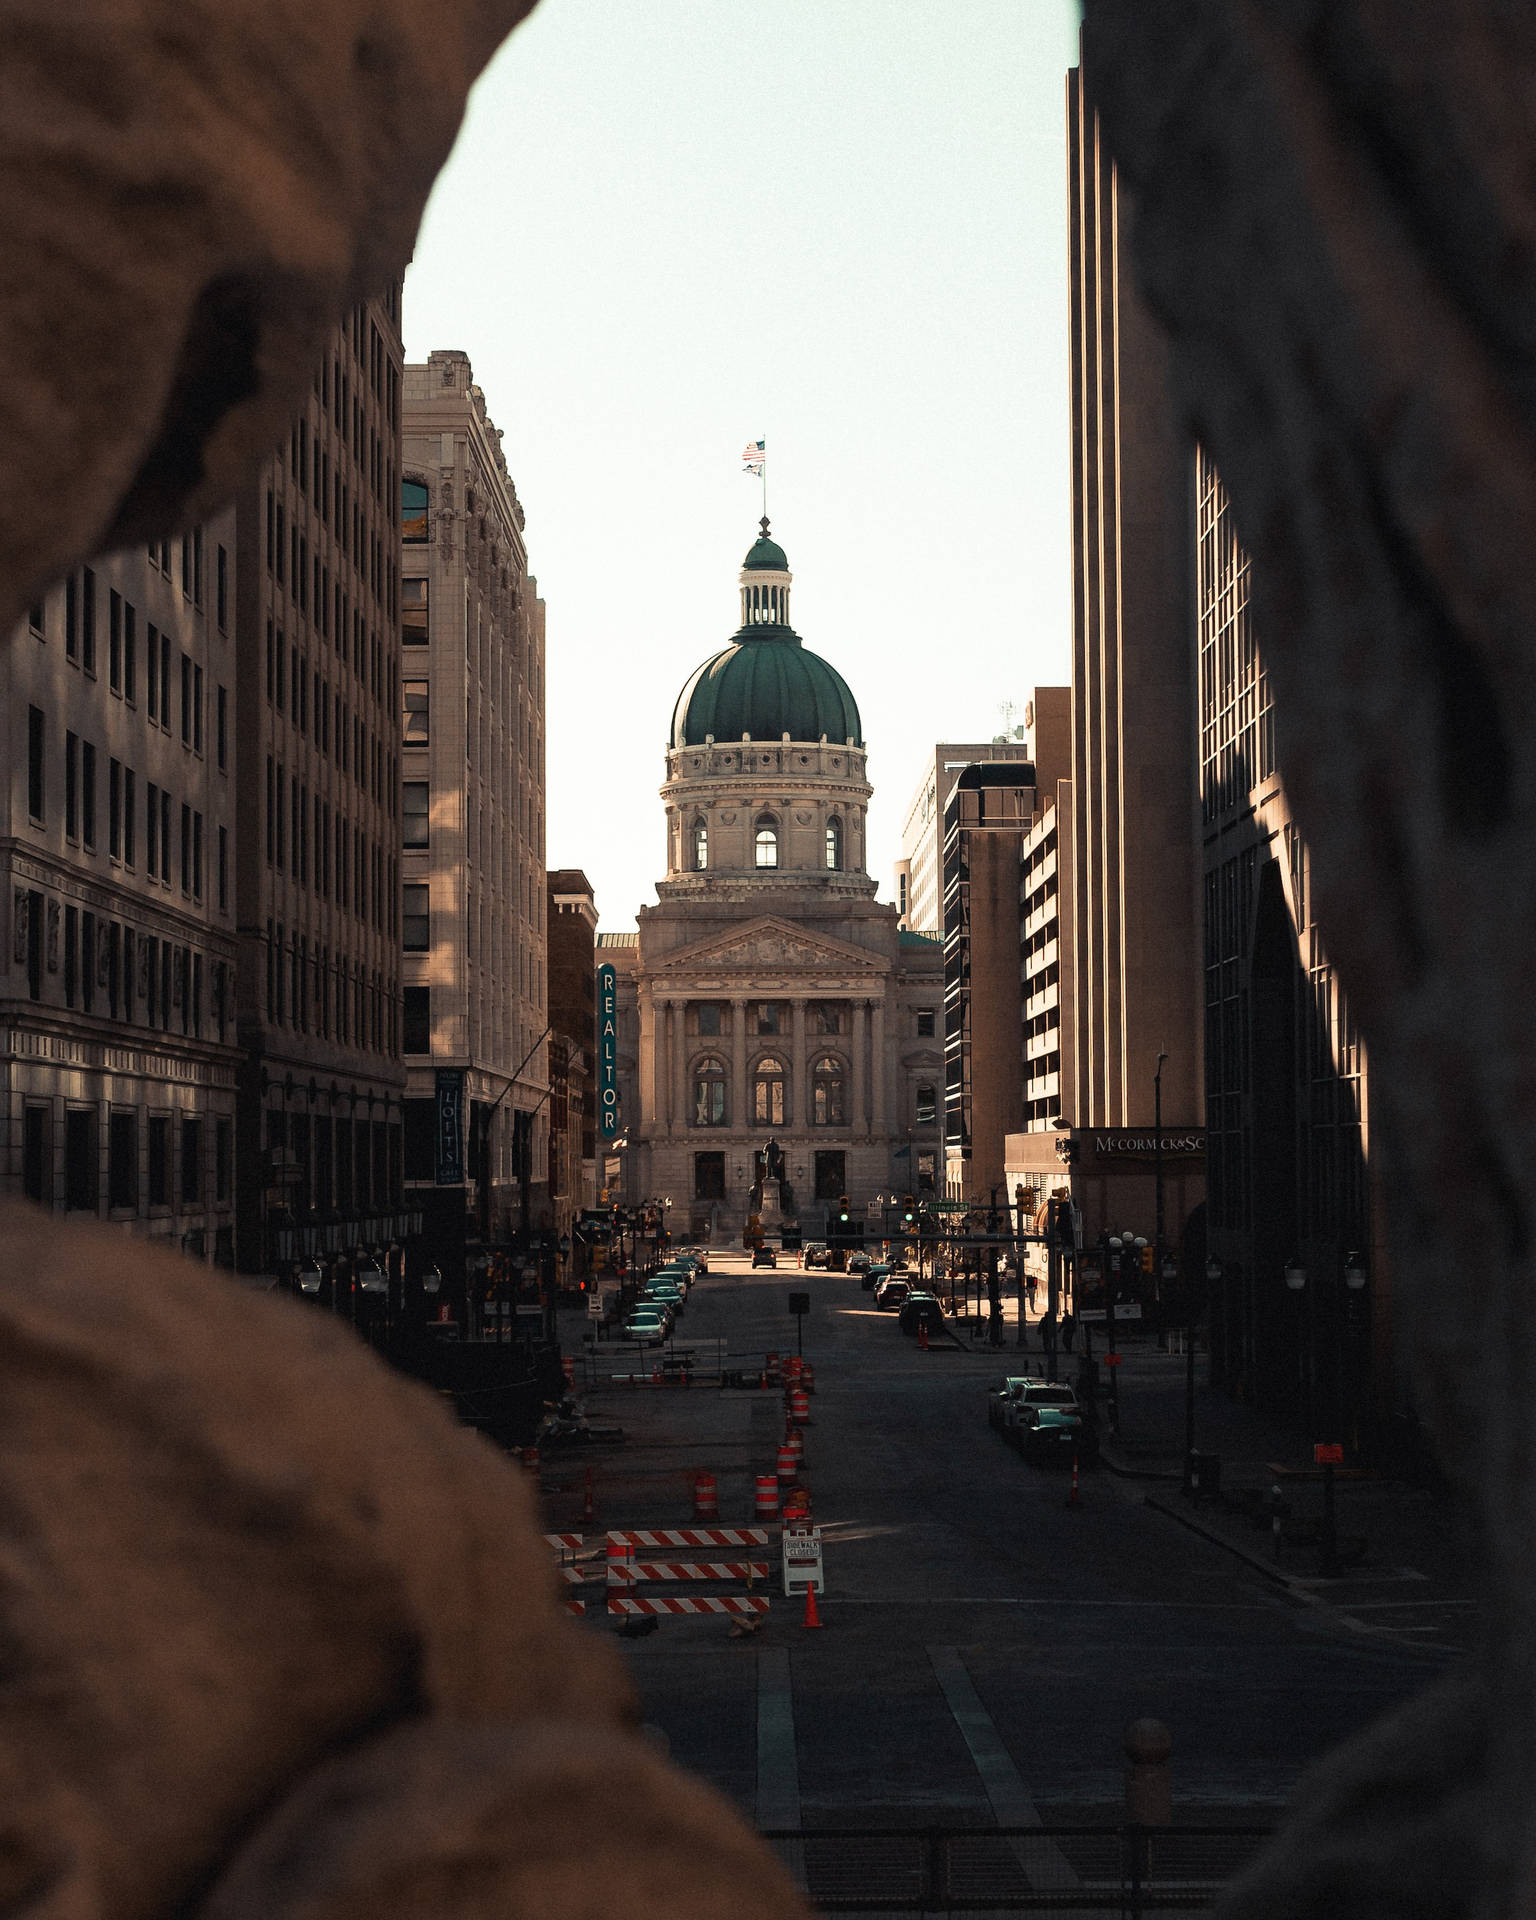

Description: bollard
[754,1473,781,1519]
[693,1469,719,1519]
[1124,1718,1173,1827]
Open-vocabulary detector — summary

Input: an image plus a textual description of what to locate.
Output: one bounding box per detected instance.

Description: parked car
[802,1242,828,1268]
[642,1280,686,1314]
[988,1378,1085,1448]
[652,1263,692,1290]
[873,1276,912,1312]
[680,1250,708,1275]
[987,1376,1034,1432]
[1014,1399,1098,1465]
[751,1245,777,1268]
[862,1262,891,1293]
[848,1252,872,1275]
[621,1307,672,1345]
[898,1291,946,1336]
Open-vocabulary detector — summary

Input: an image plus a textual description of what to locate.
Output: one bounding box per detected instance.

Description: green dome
[743,534,789,571]
[672,629,863,748]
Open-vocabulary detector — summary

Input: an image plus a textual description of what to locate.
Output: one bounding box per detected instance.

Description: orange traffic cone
[802,1582,824,1629]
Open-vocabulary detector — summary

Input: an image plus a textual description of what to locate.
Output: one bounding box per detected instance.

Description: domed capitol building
[599,525,944,1242]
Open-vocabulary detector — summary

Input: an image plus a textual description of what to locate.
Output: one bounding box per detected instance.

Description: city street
[539,1251,1464,1829]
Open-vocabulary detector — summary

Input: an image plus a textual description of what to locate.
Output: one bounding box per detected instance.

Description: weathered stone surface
[200,1719,807,1920]
[0,1202,804,1919]
[0,0,536,629]
[1083,2,1536,1911]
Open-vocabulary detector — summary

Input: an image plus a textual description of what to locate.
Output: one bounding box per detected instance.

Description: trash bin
[1188,1450,1222,1497]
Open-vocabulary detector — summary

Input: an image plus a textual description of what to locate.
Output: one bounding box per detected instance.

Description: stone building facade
[399,349,548,1267]
[1,526,241,1257]
[231,291,409,1278]
[605,526,943,1241]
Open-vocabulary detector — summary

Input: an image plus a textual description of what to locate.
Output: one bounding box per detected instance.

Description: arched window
[401,479,429,542]
[812,1055,846,1126]
[693,819,708,870]
[755,815,779,869]
[825,817,842,869]
[692,1057,727,1128]
[753,1056,785,1127]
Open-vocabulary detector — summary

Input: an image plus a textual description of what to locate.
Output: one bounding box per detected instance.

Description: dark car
[1015,1401,1099,1466]
[873,1276,912,1311]
[751,1246,777,1268]
[803,1243,828,1269]
[848,1252,872,1275]
[898,1291,946,1336]
[862,1262,891,1293]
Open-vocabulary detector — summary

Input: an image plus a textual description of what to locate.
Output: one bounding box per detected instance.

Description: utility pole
[1046,1202,1060,1383]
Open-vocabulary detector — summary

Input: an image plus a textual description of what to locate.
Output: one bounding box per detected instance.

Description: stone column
[638,988,656,1130]
[851,1000,867,1139]
[871,995,886,1140]
[731,996,748,1132]
[791,999,807,1129]
[672,998,687,1138]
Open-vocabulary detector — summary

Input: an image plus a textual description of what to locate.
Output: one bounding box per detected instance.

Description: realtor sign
[597,962,620,1138]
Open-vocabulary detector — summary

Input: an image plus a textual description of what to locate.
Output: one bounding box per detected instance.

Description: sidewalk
[1073,1332,1483,1653]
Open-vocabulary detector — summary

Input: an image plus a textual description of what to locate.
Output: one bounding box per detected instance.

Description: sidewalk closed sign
[782,1524,824,1596]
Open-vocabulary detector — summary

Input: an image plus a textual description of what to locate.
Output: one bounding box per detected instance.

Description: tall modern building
[231,291,409,1279]
[603,524,944,1239]
[1061,57,1203,1229]
[399,350,548,1273]
[2,528,241,1256]
[1197,454,1382,1432]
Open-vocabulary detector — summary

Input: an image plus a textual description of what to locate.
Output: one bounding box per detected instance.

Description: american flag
[741,439,766,475]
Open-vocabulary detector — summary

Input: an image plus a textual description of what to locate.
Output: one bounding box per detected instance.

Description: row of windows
[13,888,229,1041]
[264,919,395,1055]
[31,587,227,759]
[268,1103,402,1215]
[21,1103,231,1216]
[26,712,225,910]
[680,1057,938,1130]
[688,814,844,872]
[264,756,394,935]
[264,621,395,810]
[664,1001,936,1040]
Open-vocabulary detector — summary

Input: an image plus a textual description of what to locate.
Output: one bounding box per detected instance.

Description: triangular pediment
[654,914,888,978]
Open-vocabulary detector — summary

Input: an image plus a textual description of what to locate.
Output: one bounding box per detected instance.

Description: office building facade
[2,529,240,1256]
[399,350,548,1269]
[231,291,409,1278]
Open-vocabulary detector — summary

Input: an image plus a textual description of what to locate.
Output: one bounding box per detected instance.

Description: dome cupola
[670,520,863,748]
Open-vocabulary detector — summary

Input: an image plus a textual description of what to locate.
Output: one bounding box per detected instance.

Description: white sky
[403,0,1082,930]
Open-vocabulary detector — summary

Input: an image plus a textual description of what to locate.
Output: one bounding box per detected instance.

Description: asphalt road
[543,1252,1456,1828]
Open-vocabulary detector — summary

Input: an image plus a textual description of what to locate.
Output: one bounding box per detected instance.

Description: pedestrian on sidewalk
[1025,1273,1038,1315]
[1060,1309,1077,1353]
[1040,1307,1058,1354]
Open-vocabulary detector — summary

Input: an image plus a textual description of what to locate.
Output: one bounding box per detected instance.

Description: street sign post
[788,1289,810,1356]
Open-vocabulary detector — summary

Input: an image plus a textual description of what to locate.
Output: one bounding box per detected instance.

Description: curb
[1143,1493,1298,1591]
[1099,1448,1182,1483]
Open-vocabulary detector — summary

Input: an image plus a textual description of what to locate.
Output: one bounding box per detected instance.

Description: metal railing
[756,1825,1271,1916]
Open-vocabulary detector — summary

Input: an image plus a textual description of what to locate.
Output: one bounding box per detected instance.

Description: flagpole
[762,452,768,524]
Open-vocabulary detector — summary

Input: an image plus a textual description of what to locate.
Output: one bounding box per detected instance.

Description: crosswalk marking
[929,1645,1079,1889]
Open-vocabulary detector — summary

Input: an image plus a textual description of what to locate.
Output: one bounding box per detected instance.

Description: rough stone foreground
[0,1202,804,1918]
[0,0,535,634]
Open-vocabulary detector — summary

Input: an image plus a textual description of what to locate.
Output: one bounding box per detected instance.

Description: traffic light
[1141,1245,1155,1274]
[902,1193,916,1225]
[838,1194,850,1224]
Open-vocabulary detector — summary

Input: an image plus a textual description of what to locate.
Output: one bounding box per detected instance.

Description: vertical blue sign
[597,962,620,1138]
[435,1067,465,1184]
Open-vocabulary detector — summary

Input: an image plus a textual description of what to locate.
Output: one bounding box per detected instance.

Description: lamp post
[1343,1248,1369,1455]
[1182,1255,1218,1495]
[1104,1234,1122,1433]
[1153,1050,1168,1309]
